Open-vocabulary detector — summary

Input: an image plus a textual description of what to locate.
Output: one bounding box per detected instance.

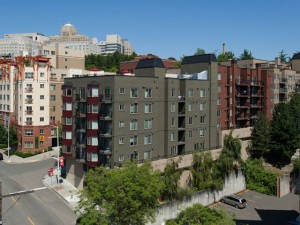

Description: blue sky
[1,0,299,60]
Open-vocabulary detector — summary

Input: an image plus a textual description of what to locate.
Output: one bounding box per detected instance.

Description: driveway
[211,190,299,225]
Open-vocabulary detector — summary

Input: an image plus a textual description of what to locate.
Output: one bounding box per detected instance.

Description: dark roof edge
[182,54,217,65]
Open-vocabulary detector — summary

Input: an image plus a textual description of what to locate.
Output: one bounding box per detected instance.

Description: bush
[241,159,278,196]
[14,151,43,158]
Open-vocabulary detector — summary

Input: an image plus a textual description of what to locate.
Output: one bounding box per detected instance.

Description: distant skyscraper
[99,34,134,55]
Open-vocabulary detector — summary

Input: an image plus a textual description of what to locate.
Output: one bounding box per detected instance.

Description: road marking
[246,198,255,203]
[27,216,35,225]
[10,196,19,205]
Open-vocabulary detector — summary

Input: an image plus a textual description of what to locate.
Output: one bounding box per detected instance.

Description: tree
[239,49,254,60]
[168,57,176,61]
[248,114,271,159]
[194,48,206,55]
[77,162,164,225]
[217,51,236,62]
[0,124,7,147]
[165,204,235,225]
[9,125,18,148]
[278,50,290,63]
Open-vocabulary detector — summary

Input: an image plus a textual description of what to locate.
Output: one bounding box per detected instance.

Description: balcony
[178,96,185,102]
[25,121,33,125]
[236,114,250,120]
[101,96,112,103]
[250,104,263,108]
[250,91,262,97]
[279,78,287,83]
[236,79,249,86]
[250,81,263,86]
[279,88,287,93]
[25,99,33,104]
[236,91,249,97]
[178,137,185,145]
[236,103,249,108]
[76,111,86,117]
[100,111,112,120]
[99,148,112,155]
[100,129,112,138]
[25,110,33,115]
[25,88,33,93]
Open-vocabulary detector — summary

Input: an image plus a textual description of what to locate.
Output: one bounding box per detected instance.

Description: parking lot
[211,190,299,225]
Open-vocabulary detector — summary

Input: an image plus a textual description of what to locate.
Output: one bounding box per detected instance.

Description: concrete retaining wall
[147,169,246,225]
[277,173,290,197]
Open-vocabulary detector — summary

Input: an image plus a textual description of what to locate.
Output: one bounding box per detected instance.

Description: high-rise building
[61,55,218,188]
[99,34,134,55]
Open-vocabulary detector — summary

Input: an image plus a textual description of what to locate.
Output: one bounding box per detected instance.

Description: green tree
[77,162,163,225]
[217,51,236,62]
[239,49,254,60]
[9,125,18,148]
[278,50,290,63]
[248,114,271,159]
[194,48,206,55]
[168,57,176,61]
[165,204,235,225]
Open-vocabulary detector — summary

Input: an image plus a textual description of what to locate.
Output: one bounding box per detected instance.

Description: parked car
[220,194,247,209]
[288,216,300,225]
[0,152,3,160]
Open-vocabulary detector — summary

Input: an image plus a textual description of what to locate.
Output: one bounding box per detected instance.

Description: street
[0,158,77,225]
[211,190,299,225]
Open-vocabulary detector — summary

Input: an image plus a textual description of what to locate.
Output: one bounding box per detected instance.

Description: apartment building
[99,34,134,56]
[61,55,218,188]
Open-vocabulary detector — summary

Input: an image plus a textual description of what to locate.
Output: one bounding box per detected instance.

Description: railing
[236,114,250,120]
[236,103,250,108]
[25,110,33,115]
[25,121,33,125]
[25,88,33,93]
[178,96,185,101]
[25,99,33,104]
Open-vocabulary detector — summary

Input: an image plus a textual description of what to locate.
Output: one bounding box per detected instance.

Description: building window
[119,137,124,144]
[230,109,232,117]
[188,116,193,125]
[24,142,33,148]
[50,95,56,101]
[188,130,193,139]
[119,154,124,161]
[194,143,199,150]
[144,119,152,129]
[145,88,152,98]
[218,84,221,93]
[200,115,205,124]
[217,109,221,117]
[39,141,44,146]
[65,131,72,139]
[144,103,152,113]
[64,88,72,96]
[130,119,138,130]
[200,102,205,111]
[171,88,176,97]
[130,136,138,146]
[144,134,152,145]
[119,104,125,111]
[40,84,44,89]
[24,130,33,136]
[87,104,98,113]
[64,103,72,111]
[130,88,138,98]
[50,84,56,90]
[130,103,138,114]
[50,116,55,122]
[171,117,175,127]
[40,117,44,122]
[40,106,44,111]
[50,106,56,112]
[88,88,98,97]
[199,128,205,137]
[66,117,72,125]
[88,137,98,146]
[200,89,206,97]
[40,95,44,100]
[144,150,151,160]
[218,73,221,80]
[25,72,33,78]
[217,98,221,105]
[119,120,125,128]
[88,120,98,129]
[40,129,44,134]
[188,103,193,111]
[119,88,125,94]
[171,103,176,112]
[171,146,177,155]
[188,89,194,97]
[170,132,175,141]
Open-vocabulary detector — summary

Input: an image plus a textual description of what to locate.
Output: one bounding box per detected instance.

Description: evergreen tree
[239,49,254,60]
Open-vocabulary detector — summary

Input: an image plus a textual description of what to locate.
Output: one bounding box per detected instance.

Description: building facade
[99,34,134,56]
[61,55,218,188]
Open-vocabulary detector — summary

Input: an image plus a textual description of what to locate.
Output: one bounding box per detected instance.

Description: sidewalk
[1,149,80,210]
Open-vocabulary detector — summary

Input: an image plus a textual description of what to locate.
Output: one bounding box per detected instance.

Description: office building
[99,34,134,55]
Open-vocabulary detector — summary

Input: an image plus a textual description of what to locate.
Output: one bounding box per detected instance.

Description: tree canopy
[0,124,17,149]
[278,50,290,63]
[76,162,163,225]
[194,48,206,55]
[217,51,236,62]
[239,49,254,60]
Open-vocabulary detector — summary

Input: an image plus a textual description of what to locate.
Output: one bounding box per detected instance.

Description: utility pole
[0,181,47,224]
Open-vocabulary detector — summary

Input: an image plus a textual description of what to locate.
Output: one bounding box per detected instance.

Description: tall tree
[77,162,163,225]
[248,114,271,159]
[239,49,254,60]
[217,51,236,62]
[278,50,290,63]
[194,48,206,55]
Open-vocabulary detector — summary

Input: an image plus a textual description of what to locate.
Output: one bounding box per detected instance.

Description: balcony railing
[25,121,33,125]
[25,99,33,104]
[100,129,112,137]
[25,110,33,115]
[236,114,250,120]
[25,88,33,93]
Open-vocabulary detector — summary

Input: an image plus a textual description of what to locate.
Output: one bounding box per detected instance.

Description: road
[0,158,77,225]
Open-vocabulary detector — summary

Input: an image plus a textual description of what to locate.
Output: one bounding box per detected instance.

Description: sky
[0,0,299,60]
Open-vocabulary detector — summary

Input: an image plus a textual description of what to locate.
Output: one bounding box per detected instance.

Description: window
[171,103,176,112]
[66,117,72,125]
[88,104,98,113]
[25,72,33,78]
[200,115,205,124]
[50,95,56,101]
[40,129,44,134]
[144,119,152,129]
[88,120,98,129]
[144,103,152,113]
[89,88,98,97]
[119,120,125,128]
[130,136,138,146]
[170,132,175,141]
[119,104,125,111]
[217,98,221,105]
[200,102,205,111]
[119,88,125,94]
[40,106,44,111]
[218,84,221,93]
[40,95,44,100]
[40,72,45,78]
[50,106,56,112]
[130,119,138,130]
[145,88,152,98]
[130,88,138,98]
[199,129,205,137]
[88,137,98,146]
[144,134,152,145]
[171,117,175,127]
[40,117,44,122]
[24,130,33,136]
[119,137,124,144]
[194,143,199,150]
[64,103,72,111]
[188,130,193,138]
[171,89,176,97]
[230,109,232,117]
[50,116,55,122]
[200,89,206,97]
[188,116,193,125]
[119,154,124,161]
[230,98,232,105]
[24,142,33,148]
[217,109,221,117]
[65,131,72,139]
[50,84,56,90]
[188,89,194,97]
[171,146,177,155]
[40,84,44,89]
[218,73,221,80]
[39,141,44,146]
[188,103,193,111]
[144,150,151,160]
[130,103,138,114]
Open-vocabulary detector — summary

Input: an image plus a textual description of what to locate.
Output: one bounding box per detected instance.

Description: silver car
[220,194,247,209]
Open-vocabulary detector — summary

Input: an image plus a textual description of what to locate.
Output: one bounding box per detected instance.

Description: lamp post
[7,115,10,158]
